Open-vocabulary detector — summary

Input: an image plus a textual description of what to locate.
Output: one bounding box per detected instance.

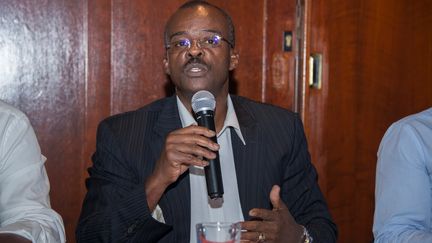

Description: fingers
[270,185,281,208]
[241,221,278,241]
[248,184,287,222]
[241,231,271,242]
[164,142,212,167]
[249,208,278,221]
[270,185,287,211]
[170,125,219,149]
[173,124,217,139]
[165,127,219,165]
[167,132,219,152]
[153,125,219,186]
[165,146,208,166]
[241,185,295,242]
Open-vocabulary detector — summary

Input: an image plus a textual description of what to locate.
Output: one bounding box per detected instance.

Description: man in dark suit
[76,1,337,242]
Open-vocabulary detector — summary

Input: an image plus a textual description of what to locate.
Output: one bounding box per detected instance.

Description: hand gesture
[145,125,219,210]
[241,185,304,243]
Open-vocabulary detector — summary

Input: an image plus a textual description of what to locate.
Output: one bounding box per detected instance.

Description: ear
[163,57,170,75]
[229,50,239,71]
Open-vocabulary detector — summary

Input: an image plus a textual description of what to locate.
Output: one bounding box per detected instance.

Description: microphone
[191,90,224,199]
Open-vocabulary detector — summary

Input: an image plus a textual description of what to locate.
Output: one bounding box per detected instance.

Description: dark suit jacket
[76,95,337,243]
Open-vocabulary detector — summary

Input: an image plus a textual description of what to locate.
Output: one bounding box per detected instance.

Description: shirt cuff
[151,204,165,223]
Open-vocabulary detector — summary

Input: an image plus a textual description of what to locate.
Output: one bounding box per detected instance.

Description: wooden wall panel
[7,0,429,242]
[207,0,265,101]
[85,0,112,182]
[303,0,330,199]
[264,0,296,109]
[312,1,362,241]
[0,1,298,242]
[108,0,267,113]
[353,2,405,241]
[354,1,432,240]
[83,4,113,242]
[0,0,86,242]
[305,0,432,242]
[110,0,180,114]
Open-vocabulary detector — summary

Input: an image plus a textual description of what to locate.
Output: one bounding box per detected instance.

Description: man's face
[164,5,238,102]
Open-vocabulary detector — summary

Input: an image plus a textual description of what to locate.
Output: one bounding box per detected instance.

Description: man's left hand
[240,185,304,243]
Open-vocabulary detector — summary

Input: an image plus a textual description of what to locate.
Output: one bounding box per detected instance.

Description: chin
[185,80,213,92]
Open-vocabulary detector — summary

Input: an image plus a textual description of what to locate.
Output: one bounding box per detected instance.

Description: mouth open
[184,63,208,77]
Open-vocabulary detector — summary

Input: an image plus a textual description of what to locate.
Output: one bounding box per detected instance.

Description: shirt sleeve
[373,121,432,242]
[0,111,65,243]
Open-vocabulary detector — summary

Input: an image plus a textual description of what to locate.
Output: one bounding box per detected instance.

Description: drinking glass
[196,222,241,243]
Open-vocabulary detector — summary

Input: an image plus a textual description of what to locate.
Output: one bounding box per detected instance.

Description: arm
[373,123,432,242]
[145,125,217,211]
[76,121,217,242]
[280,116,337,242]
[0,111,65,243]
[76,121,171,243]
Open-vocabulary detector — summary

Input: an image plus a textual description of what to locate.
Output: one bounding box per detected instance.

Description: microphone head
[191,90,216,113]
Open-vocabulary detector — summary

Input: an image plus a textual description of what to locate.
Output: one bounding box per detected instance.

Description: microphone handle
[195,110,224,199]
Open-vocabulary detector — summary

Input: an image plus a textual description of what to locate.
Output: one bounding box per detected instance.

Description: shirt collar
[176,95,246,145]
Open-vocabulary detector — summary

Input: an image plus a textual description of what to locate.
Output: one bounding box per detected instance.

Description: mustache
[185,57,207,67]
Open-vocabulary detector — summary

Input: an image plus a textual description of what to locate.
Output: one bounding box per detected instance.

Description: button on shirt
[0,101,65,242]
[176,95,246,243]
[373,107,432,242]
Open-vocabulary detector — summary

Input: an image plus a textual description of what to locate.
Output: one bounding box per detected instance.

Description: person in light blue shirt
[373,107,432,242]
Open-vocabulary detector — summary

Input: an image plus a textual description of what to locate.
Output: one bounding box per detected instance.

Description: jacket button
[127,224,137,234]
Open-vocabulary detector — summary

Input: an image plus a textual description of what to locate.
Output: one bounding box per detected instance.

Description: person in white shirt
[0,100,65,243]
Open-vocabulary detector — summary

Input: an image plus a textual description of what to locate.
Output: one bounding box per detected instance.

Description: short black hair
[164,0,235,48]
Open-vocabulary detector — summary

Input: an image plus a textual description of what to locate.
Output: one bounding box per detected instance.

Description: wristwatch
[300,225,313,243]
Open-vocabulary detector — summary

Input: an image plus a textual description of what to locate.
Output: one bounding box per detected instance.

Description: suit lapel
[151,96,191,242]
[231,96,270,220]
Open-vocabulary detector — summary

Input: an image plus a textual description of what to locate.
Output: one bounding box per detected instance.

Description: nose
[187,40,203,57]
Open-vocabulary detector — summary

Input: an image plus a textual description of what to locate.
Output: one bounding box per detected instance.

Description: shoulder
[94,96,177,144]
[231,95,298,117]
[379,107,432,160]
[231,95,300,126]
[230,95,305,146]
[100,97,172,127]
[0,100,33,134]
[392,107,432,128]
[0,100,29,122]
[0,101,40,170]
[382,108,432,143]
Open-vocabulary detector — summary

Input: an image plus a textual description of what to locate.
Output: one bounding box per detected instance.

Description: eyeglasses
[166,34,233,52]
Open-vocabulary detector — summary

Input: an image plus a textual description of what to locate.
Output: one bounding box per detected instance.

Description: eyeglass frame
[165,33,234,52]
